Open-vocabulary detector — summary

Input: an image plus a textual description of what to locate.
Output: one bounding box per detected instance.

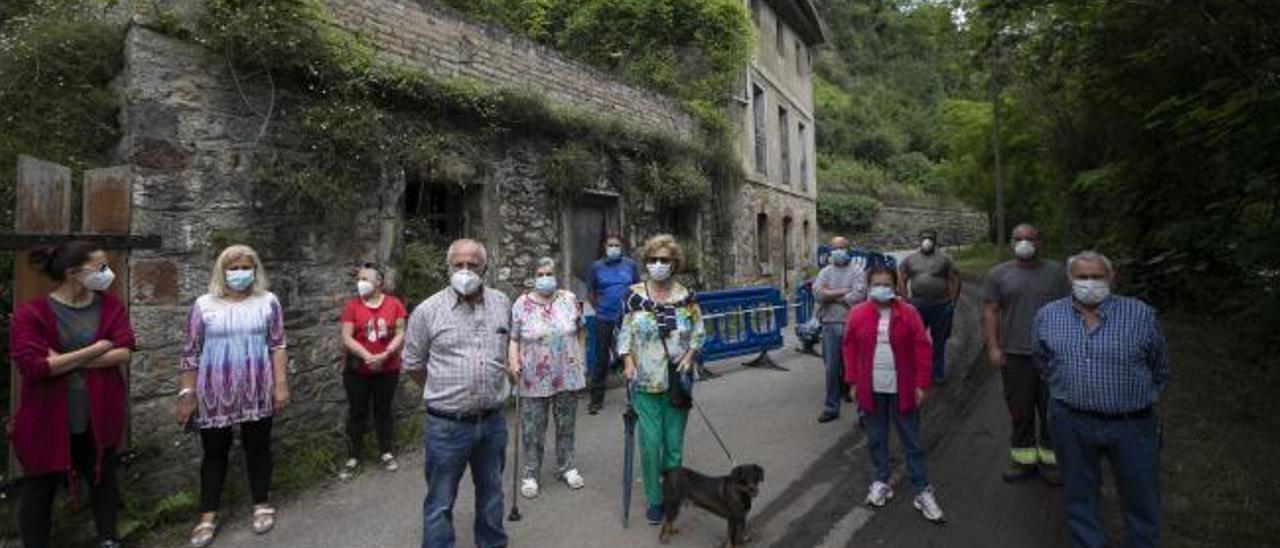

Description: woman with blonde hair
[175,245,289,547]
[617,234,705,525]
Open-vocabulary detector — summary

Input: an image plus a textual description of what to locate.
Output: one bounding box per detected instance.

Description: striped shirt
[402,287,511,413]
[1032,295,1170,414]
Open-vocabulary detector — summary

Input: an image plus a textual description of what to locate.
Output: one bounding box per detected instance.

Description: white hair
[534,256,556,273]
[446,238,488,269]
[1067,250,1114,276]
[209,245,270,296]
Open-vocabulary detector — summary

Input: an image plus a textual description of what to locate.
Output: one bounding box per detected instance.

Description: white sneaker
[562,469,585,490]
[379,453,399,472]
[913,488,945,523]
[338,458,358,480]
[520,478,539,499]
[866,481,893,507]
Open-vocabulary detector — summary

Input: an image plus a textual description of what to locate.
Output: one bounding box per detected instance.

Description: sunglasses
[645,257,673,265]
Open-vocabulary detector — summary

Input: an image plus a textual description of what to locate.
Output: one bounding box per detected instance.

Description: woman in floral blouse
[617,234,705,526]
[508,257,586,499]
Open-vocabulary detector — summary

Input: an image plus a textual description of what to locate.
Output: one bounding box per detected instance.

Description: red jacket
[841,299,932,415]
[8,293,135,480]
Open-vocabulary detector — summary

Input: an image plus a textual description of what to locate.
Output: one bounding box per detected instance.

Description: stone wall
[731,179,818,290]
[849,205,989,251]
[323,0,698,139]
[120,26,408,490]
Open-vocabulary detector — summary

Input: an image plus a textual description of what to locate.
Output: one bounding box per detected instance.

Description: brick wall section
[324,0,699,139]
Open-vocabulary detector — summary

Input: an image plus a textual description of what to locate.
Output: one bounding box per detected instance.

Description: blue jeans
[422,410,508,548]
[861,393,930,493]
[1049,399,1160,548]
[910,300,954,381]
[821,323,846,415]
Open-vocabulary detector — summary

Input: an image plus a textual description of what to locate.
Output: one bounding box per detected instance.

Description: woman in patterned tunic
[508,257,587,498]
[175,245,289,547]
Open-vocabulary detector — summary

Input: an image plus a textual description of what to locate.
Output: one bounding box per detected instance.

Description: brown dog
[659,464,765,548]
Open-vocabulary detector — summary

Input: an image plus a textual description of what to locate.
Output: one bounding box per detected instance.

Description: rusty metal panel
[83,167,132,303]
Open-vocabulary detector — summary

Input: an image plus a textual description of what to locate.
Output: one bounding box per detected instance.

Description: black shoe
[1040,464,1063,486]
[843,394,855,403]
[587,402,601,415]
[817,412,839,423]
[1001,462,1039,483]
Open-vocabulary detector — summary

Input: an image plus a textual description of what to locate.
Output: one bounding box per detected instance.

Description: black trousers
[1002,354,1053,462]
[199,417,273,513]
[19,432,119,547]
[343,368,399,458]
[590,318,618,406]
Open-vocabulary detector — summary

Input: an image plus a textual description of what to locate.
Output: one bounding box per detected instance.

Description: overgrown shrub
[817,194,881,233]
[543,142,605,196]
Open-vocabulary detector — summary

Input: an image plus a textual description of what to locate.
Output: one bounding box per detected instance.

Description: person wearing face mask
[617,234,705,526]
[402,238,512,548]
[982,223,1071,485]
[813,236,868,423]
[10,241,134,548]
[175,245,289,547]
[1032,251,1169,548]
[898,229,960,385]
[585,233,641,414]
[508,257,587,499]
[337,263,407,480]
[841,266,944,523]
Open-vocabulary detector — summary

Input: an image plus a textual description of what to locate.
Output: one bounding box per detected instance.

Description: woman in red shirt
[338,263,407,479]
[9,241,134,548]
[841,265,945,524]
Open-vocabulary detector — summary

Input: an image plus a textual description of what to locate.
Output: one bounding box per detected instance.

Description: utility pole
[989,40,1007,247]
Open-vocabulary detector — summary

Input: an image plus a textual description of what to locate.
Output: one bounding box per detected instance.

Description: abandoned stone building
[2,0,830,493]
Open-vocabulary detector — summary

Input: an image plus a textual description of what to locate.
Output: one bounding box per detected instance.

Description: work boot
[1001,462,1039,483]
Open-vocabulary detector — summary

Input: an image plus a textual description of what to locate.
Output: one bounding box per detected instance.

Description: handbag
[660,334,693,410]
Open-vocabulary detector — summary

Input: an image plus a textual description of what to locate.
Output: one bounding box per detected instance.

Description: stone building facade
[104,0,762,492]
[729,0,826,290]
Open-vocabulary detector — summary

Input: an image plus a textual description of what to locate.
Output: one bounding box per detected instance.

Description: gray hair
[445,238,488,268]
[1067,250,1114,276]
[533,256,556,276]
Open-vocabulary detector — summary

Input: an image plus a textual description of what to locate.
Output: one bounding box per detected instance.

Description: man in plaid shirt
[1033,250,1170,548]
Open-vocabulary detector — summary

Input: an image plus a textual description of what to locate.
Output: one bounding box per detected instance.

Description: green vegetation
[813,0,977,233]
[438,0,753,130]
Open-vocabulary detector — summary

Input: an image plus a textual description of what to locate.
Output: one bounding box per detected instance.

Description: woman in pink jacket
[841,265,945,523]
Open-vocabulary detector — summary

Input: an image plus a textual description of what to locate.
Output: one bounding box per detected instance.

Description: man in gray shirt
[813,236,866,423]
[898,229,960,385]
[403,238,512,548]
[982,223,1070,485]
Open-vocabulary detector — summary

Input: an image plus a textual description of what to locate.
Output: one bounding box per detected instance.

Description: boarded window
[756,212,769,267]
[779,106,790,185]
[776,17,785,58]
[798,122,808,190]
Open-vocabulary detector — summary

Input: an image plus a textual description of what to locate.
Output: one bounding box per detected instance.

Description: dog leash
[692,399,736,466]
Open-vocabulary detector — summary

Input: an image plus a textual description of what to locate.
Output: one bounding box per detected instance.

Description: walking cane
[508,380,523,522]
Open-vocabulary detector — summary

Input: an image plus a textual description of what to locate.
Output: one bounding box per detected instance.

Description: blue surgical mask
[534,275,557,295]
[869,285,896,303]
[226,269,255,292]
[830,249,851,265]
[605,246,623,261]
[1072,279,1110,305]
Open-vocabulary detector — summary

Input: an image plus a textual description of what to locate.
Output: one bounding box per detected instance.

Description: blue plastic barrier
[697,286,788,364]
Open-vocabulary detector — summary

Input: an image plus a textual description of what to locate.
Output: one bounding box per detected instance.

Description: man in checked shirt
[403,238,513,548]
[1033,250,1170,548]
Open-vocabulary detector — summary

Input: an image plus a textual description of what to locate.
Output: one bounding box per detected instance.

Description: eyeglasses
[645,257,673,265]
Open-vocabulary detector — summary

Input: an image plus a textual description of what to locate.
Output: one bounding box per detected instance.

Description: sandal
[190,520,218,548]
[252,505,276,535]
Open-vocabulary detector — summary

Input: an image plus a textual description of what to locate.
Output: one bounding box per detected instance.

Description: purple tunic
[180,292,286,428]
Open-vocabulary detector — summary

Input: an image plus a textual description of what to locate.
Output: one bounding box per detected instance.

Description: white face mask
[357,280,375,297]
[534,275,557,295]
[450,269,482,296]
[921,239,935,253]
[1072,279,1110,306]
[647,262,673,281]
[1014,240,1037,260]
[81,266,115,292]
[605,246,623,261]
[226,269,255,292]
[868,285,896,303]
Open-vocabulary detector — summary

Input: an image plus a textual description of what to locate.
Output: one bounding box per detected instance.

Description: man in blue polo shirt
[586,234,641,415]
[1033,250,1170,548]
